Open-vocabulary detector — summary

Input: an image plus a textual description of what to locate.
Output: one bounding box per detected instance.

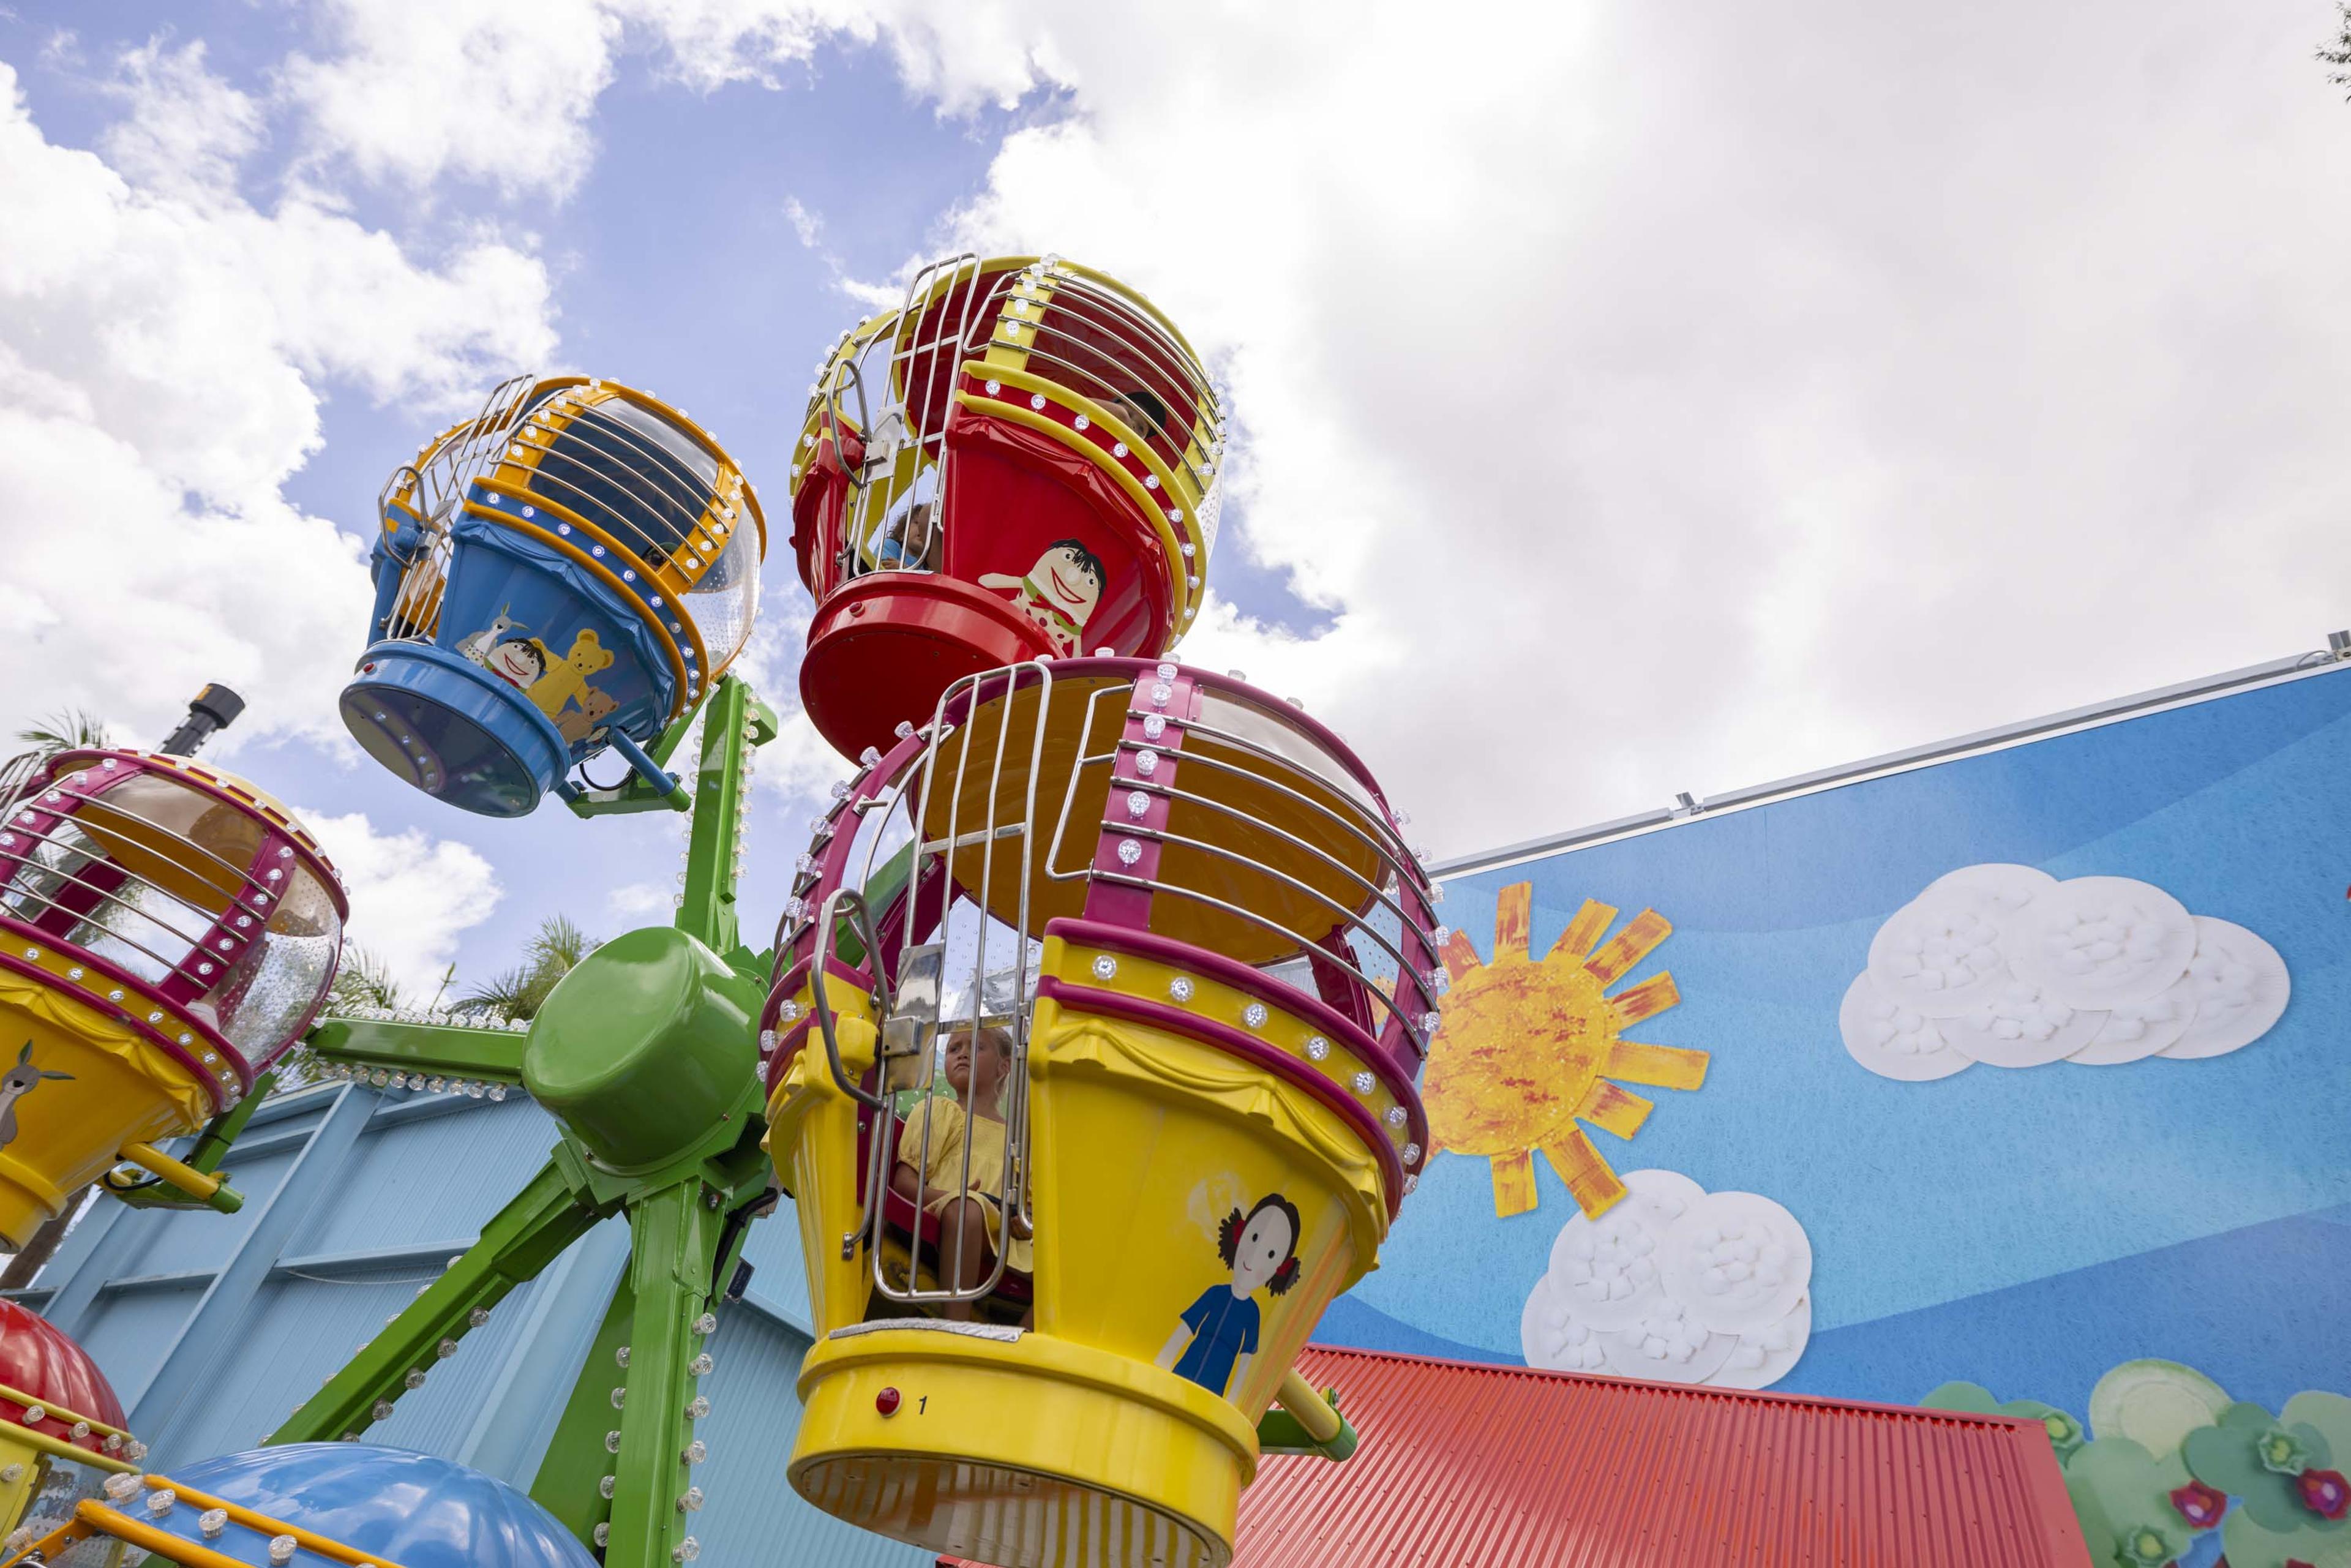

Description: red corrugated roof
[943,1343,2090,1567]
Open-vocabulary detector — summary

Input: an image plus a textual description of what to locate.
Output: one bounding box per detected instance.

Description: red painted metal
[0,1299,127,1457]
[939,1343,2090,1567]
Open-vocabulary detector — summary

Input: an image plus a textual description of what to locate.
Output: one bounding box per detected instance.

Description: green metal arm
[1256,1383,1360,1462]
[101,1070,276,1212]
[306,1016,528,1086]
[271,1153,615,1446]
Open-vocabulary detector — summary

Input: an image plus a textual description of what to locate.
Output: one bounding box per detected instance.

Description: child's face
[943,1030,1007,1100]
[1231,1207,1296,1294]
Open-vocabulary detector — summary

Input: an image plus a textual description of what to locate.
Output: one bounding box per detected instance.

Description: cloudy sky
[2,0,2345,993]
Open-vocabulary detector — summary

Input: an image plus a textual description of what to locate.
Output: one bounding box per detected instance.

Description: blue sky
[5,1,2349,995]
[1,1,1340,991]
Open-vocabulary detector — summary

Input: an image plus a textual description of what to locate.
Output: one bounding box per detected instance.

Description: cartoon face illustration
[456,606,525,667]
[484,637,547,691]
[1033,542,1103,623]
[0,1042,73,1150]
[978,541,1108,658]
[1229,1198,1301,1296]
[1154,1190,1303,1401]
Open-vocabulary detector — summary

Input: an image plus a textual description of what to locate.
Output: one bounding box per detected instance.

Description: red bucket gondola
[789,254,1224,760]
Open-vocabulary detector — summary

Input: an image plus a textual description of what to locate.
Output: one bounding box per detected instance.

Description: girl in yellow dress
[890,1024,1032,1321]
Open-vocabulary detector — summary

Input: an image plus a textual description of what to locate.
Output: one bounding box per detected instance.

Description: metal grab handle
[810,887,891,1111]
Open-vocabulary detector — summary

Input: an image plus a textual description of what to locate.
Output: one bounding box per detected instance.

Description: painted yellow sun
[1421,881,1709,1221]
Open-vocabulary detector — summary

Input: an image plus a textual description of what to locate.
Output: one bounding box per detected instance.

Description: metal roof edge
[1432,639,2348,879]
[1294,1341,2049,1431]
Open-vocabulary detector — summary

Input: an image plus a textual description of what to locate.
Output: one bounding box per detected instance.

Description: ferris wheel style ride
[0,252,1439,1568]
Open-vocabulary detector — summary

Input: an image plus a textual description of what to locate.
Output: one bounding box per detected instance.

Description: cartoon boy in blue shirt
[1156,1193,1303,1401]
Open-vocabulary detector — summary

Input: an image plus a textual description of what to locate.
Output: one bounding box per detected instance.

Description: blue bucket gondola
[1,1443,597,1567]
[342,376,764,816]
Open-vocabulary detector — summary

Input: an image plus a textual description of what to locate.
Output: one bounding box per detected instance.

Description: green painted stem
[270,1157,611,1446]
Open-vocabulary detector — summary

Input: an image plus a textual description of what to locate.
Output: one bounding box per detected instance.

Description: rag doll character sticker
[980,541,1104,658]
[1155,1192,1302,1401]
[479,636,548,694]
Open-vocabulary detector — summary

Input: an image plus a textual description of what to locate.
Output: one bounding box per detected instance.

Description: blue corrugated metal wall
[9,1081,929,1567]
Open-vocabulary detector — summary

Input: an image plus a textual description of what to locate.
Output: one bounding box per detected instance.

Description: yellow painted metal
[140,1475,414,1568]
[0,1383,127,1441]
[56,1501,248,1568]
[1274,1368,1343,1445]
[0,969,211,1249]
[762,990,880,1340]
[774,936,1392,1567]
[113,1142,222,1202]
[0,1426,134,1477]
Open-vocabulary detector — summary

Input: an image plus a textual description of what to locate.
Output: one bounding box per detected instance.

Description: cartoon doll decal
[1155,1192,1302,1401]
[980,541,1106,658]
[0,1043,72,1151]
[481,636,548,693]
[456,607,525,667]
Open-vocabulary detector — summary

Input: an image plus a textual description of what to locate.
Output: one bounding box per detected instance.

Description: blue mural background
[1316,662,2351,1432]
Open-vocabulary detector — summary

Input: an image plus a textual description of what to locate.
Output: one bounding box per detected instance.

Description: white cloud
[848,2,2351,853]
[607,880,676,920]
[51,2,2351,871]
[296,806,503,994]
[0,49,556,754]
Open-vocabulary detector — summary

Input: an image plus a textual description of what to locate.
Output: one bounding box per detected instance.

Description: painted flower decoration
[2168,1481,2225,1531]
[2297,1468,2350,1521]
[2041,1408,2086,1458]
[2262,1426,2317,1476]
[2119,1524,2172,1566]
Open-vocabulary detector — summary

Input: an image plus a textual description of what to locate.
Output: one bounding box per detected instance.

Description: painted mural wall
[1316,662,2351,1565]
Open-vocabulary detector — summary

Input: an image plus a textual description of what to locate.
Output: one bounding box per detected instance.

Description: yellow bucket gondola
[0,749,345,1247]
[762,659,1442,1568]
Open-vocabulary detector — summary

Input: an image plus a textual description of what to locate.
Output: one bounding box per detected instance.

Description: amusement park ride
[0,254,1442,1568]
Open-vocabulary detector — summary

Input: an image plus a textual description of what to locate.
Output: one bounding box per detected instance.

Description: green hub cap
[523,925,762,1171]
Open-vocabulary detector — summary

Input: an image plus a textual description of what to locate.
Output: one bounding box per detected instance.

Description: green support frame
[268,676,781,1567]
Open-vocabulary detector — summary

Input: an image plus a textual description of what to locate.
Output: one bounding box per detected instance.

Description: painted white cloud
[0,47,555,754]
[294,807,504,994]
[1522,1168,1812,1390]
[1841,865,2290,1079]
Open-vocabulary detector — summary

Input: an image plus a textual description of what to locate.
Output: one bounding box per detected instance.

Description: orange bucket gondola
[788,254,1225,760]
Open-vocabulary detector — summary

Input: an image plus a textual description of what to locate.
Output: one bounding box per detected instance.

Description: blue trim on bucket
[342,642,572,818]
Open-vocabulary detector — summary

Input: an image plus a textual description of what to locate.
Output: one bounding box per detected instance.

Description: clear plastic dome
[0,760,343,1074]
[684,525,760,673]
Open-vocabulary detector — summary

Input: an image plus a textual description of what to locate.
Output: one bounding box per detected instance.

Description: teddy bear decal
[458,613,622,749]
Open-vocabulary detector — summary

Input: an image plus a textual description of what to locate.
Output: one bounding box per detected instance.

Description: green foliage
[2326,4,2351,99]
[327,945,405,1014]
[1924,1364,2351,1568]
[14,706,109,758]
[457,914,599,1023]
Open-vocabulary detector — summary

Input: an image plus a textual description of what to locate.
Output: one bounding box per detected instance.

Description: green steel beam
[103,1070,276,1211]
[674,676,776,957]
[529,1261,642,1547]
[269,1155,613,1446]
[307,1017,528,1086]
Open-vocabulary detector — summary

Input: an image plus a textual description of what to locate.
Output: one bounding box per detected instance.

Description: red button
[876,1387,901,1417]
